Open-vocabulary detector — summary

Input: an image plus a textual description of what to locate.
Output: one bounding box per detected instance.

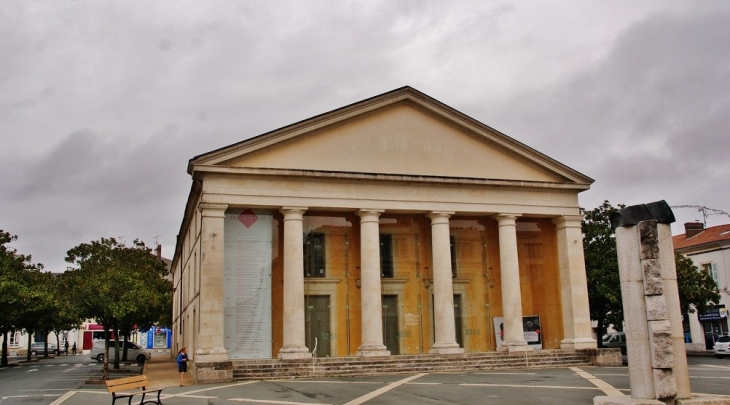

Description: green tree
[675,253,720,315]
[0,230,43,367]
[65,238,171,379]
[19,271,58,359]
[581,201,625,345]
[50,272,84,356]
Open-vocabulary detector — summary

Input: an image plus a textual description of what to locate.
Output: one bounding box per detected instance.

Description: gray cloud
[1,1,728,269]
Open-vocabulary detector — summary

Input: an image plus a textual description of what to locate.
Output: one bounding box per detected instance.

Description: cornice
[193,165,591,191]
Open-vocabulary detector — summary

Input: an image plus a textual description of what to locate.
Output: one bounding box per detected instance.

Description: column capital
[280,207,308,219]
[199,203,228,217]
[493,213,521,225]
[427,211,454,223]
[357,209,383,222]
[552,215,584,229]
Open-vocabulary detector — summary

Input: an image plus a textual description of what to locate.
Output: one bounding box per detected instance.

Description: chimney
[156,244,162,260]
[684,222,704,238]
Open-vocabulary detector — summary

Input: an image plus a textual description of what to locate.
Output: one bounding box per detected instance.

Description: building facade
[673,222,730,350]
[171,87,597,382]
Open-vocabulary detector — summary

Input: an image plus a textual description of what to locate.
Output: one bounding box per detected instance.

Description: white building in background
[673,222,730,351]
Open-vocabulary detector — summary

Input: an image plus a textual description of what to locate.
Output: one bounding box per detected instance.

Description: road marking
[591,373,629,377]
[230,399,329,405]
[475,372,538,375]
[49,391,77,405]
[178,394,219,399]
[698,364,730,370]
[275,380,382,384]
[27,369,38,372]
[181,380,257,395]
[461,383,600,390]
[570,367,624,396]
[342,373,427,405]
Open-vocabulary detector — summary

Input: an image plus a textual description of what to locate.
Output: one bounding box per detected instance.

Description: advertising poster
[493,315,542,349]
[223,209,273,359]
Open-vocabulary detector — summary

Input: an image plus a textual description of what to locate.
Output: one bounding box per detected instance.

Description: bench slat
[105,375,148,391]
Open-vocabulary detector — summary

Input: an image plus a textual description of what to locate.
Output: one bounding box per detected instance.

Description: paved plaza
[2,353,729,405]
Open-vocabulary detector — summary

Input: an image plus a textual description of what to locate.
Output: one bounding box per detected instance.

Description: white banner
[224,209,273,359]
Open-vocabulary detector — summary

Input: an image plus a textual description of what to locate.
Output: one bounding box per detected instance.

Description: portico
[171,86,597,383]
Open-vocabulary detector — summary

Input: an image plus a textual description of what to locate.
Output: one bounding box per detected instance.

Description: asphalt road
[1,354,728,405]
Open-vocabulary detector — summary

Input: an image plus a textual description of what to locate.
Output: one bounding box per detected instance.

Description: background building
[674,222,730,350]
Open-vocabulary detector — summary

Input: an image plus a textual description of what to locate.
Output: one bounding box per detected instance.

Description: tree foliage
[0,230,43,366]
[581,201,625,344]
[65,238,172,378]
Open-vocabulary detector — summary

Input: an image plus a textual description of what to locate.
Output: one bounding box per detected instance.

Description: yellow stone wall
[269,213,563,357]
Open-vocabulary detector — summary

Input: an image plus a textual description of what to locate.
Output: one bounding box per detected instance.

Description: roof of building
[673,223,730,251]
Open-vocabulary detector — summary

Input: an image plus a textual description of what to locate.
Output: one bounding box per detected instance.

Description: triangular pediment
[190,87,592,186]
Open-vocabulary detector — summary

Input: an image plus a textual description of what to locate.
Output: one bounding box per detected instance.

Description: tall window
[8,331,20,347]
[304,232,326,277]
[450,235,457,278]
[701,263,720,286]
[380,234,393,278]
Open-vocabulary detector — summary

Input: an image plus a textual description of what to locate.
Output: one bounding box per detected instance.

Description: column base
[356,344,390,357]
[429,342,464,355]
[561,337,597,350]
[195,347,229,362]
[278,346,312,360]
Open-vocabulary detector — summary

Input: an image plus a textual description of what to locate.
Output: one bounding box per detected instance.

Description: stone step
[230,350,593,380]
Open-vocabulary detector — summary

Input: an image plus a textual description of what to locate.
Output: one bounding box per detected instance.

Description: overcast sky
[2,1,729,271]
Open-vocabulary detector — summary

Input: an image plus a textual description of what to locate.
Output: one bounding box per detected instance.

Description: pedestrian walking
[64,341,69,355]
[177,347,188,387]
[71,342,77,355]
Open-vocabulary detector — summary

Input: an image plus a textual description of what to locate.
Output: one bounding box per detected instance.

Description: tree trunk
[1,330,8,367]
[26,334,32,362]
[113,322,120,370]
[102,330,110,380]
[54,331,61,356]
[596,315,606,349]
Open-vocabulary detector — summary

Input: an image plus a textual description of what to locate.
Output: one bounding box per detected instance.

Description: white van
[89,340,151,364]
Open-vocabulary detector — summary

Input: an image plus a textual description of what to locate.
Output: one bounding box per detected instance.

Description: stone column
[428,212,464,354]
[356,210,390,357]
[196,203,229,362]
[495,214,531,352]
[278,207,312,359]
[553,215,597,350]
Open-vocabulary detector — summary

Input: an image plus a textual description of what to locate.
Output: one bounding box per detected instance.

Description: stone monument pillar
[594,200,728,405]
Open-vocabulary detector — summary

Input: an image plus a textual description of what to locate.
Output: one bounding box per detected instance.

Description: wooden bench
[105,375,163,405]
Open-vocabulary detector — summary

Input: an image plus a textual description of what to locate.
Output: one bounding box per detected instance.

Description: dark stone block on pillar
[610,200,676,230]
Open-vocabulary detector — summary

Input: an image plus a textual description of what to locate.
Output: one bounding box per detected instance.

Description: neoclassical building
[171,87,596,380]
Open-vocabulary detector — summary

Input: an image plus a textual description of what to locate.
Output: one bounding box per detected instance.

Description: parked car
[30,342,63,355]
[602,332,627,354]
[89,340,151,364]
[714,335,730,359]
